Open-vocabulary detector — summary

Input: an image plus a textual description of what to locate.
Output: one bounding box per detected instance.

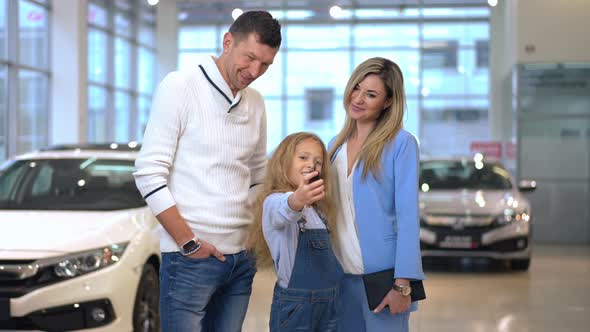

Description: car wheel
[133,264,160,332]
[511,258,531,271]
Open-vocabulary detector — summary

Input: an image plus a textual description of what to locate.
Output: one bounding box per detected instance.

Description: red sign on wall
[470,141,502,159]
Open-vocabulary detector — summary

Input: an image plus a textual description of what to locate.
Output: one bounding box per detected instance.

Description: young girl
[249,132,343,332]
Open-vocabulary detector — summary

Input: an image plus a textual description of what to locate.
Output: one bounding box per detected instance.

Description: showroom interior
[0,0,588,331]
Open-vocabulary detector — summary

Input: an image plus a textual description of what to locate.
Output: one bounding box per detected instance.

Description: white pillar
[50,0,88,144]
[156,0,178,81]
[489,0,517,143]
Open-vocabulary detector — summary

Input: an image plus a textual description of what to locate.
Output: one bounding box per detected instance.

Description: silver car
[418,157,536,270]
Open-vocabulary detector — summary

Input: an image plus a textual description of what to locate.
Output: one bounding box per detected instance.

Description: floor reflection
[244,245,590,332]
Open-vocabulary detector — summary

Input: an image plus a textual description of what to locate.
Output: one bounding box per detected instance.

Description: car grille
[421,214,497,229]
[0,260,56,298]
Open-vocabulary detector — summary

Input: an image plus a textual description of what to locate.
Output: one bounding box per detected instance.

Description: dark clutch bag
[362,269,426,310]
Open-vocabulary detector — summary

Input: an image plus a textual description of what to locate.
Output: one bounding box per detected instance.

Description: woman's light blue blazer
[329,129,425,280]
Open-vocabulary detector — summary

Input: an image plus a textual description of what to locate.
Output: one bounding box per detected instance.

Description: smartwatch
[180,237,201,256]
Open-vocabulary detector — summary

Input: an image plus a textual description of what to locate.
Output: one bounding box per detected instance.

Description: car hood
[0,208,150,260]
[420,189,526,217]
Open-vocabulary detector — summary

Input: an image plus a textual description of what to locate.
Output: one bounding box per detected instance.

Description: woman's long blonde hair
[328,57,406,179]
[247,132,336,269]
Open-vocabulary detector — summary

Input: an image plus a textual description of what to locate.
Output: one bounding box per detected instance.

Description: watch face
[401,286,411,296]
[394,284,411,296]
[182,240,196,251]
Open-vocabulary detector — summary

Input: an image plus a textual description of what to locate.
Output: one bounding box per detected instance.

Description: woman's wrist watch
[180,237,201,256]
[392,284,412,297]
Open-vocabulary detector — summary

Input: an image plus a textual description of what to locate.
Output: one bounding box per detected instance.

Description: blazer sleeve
[392,132,425,280]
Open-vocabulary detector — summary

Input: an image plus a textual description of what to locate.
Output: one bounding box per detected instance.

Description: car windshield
[420,160,513,190]
[0,158,145,210]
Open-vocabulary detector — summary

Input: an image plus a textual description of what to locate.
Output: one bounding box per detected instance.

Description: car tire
[511,258,531,271]
[133,264,160,332]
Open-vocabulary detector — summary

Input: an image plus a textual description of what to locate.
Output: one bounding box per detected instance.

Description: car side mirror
[518,179,537,192]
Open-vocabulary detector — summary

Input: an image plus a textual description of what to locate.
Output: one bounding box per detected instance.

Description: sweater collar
[199,56,242,112]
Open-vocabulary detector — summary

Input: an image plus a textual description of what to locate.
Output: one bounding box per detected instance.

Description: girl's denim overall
[269,219,344,331]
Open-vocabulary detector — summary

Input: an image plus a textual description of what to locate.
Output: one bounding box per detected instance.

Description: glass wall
[178,2,490,156]
[87,0,156,143]
[0,0,50,161]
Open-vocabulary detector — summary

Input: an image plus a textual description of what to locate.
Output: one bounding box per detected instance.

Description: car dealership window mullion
[87,0,155,144]
[0,0,51,162]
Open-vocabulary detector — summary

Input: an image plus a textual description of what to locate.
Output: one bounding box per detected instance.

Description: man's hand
[188,240,226,262]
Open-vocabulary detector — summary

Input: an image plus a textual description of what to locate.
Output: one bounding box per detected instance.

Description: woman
[328,57,425,331]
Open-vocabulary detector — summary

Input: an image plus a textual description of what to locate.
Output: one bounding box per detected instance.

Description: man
[134,11,281,332]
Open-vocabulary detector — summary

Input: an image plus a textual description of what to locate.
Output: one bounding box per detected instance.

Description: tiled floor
[243,245,590,332]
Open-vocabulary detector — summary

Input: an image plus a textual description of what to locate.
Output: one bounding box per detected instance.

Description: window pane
[18,70,48,154]
[140,7,156,26]
[88,2,108,27]
[88,86,107,142]
[285,97,339,145]
[138,47,155,94]
[287,25,349,49]
[421,98,489,157]
[139,24,155,47]
[178,52,210,71]
[423,23,488,47]
[286,51,350,97]
[422,7,489,19]
[88,29,107,83]
[115,0,131,11]
[422,48,488,97]
[115,92,130,142]
[0,0,6,60]
[264,98,283,153]
[354,24,419,48]
[250,51,282,97]
[405,98,420,139]
[137,97,150,140]
[115,12,131,38]
[179,26,217,50]
[115,37,131,89]
[18,0,49,69]
[355,8,420,19]
[0,65,6,161]
[354,51,420,97]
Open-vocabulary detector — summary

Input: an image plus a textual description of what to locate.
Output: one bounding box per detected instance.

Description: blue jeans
[160,250,257,332]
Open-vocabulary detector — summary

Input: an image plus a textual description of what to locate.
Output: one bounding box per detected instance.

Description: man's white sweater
[134,56,267,254]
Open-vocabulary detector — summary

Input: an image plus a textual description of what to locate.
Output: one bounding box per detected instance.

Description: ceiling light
[232,8,243,20]
[329,5,342,19]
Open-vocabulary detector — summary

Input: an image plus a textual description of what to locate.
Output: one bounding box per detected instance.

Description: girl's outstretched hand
[288,171,325,211]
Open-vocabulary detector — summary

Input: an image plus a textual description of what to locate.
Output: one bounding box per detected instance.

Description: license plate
[0,298,10,321]
[439,235,478,249]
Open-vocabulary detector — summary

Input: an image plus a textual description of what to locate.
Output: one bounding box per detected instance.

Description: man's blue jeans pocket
[160,251,256,332]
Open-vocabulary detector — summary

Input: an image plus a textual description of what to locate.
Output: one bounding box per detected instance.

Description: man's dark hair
[229,11,282,48]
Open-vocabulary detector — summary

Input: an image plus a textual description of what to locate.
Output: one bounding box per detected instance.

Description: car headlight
[495,209,530,225]
[26,243,129,287]
[51,243,128,278]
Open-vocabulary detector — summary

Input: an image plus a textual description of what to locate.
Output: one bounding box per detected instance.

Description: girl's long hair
[328,57,406,179]
[247,132,336,269]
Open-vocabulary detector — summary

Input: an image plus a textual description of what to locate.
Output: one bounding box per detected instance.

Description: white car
[418,157,536,270]
[0,144,160,331]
